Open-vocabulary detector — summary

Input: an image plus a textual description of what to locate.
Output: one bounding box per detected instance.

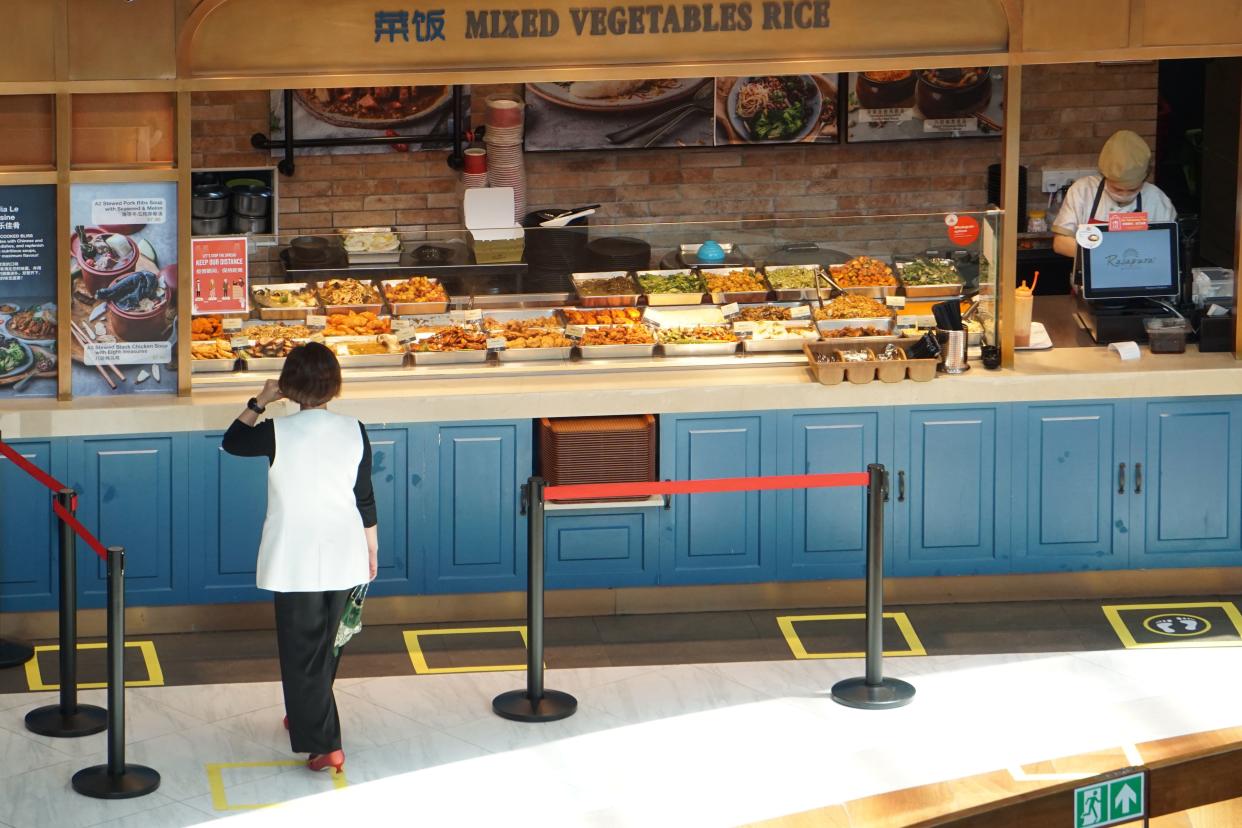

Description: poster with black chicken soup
[845,67,1004,143]
[70,183,178,397]
[0,184,57,399]
[269,87,470,156]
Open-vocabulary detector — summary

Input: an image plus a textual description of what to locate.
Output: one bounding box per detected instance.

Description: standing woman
[222,342,377,775]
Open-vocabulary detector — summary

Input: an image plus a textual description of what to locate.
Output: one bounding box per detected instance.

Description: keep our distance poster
[0,185,57,398]
[69,182,178,396]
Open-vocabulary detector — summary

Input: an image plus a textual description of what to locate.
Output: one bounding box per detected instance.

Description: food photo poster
[846,67,1005,142]
[714,75,840,144]
[270,86,469,156]
[524,78,715,151]
[0,184,57,399]
[69,182,178,397]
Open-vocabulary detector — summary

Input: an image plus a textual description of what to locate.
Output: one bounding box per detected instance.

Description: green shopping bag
[333,584,369,656]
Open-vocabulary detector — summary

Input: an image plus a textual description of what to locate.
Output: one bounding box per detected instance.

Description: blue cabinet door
[0,440,63,612]
[423,421,531,593]
[894,406,1011,576]
[545,507,659,589]
[187,433,267,605]
[1013,403,1130,571]
[1132,398,1242,565]
[366,426,419,594]
[777,409,892,581]
[68,434,188,606]
[661,414,776,584]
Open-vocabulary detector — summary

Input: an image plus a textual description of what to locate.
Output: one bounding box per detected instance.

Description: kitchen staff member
[1052,129,1177,258]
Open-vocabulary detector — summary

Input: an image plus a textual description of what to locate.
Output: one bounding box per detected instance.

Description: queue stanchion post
[72,547,160,799]
[831,464,916,710]
[492,477,578,723]
[25,490,108,737]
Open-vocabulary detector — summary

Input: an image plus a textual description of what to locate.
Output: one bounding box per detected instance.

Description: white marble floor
[0,646,1239,827]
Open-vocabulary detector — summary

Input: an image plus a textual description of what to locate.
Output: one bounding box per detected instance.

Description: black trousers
[273,588,353,755]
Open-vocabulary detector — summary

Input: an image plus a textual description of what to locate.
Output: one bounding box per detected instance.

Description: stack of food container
[484,95,526,222]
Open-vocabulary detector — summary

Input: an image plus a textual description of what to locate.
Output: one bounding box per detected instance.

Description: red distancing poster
[946,214,980,246]
[191,237,248,315]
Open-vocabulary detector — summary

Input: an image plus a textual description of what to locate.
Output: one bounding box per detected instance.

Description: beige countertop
[3,342,1239,439]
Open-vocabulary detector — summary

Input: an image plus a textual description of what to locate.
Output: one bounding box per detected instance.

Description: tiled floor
[0,596,1240,826]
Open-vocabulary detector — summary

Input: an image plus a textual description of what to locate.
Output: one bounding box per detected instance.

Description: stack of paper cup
[484,94,526,222]
[461,148,488,189]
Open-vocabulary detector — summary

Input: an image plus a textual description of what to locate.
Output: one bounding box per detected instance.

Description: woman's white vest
[256,409,369,592]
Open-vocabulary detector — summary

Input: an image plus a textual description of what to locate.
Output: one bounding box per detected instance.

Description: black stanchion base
[492,689,578,722]
[0,639,33,669]
[71,764,161,799]
[831,677,916,710]
[25,704,108,738]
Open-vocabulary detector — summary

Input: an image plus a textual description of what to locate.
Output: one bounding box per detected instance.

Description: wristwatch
[247,397,266,414]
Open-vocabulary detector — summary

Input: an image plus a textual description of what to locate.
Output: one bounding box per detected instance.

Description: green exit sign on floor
[1074,770,1146,827]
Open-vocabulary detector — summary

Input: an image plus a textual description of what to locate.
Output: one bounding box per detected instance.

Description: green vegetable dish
[899,259,961,286]
[0,337,28,375]
[637,272,705,294]
[764,266,821,289]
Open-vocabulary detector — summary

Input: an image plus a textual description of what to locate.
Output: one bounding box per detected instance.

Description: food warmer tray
[700,268,771,305]
[413,349,489,365]
[742,333,820,353]
[815,316,896,333]
[498,346,573,362]
[571,272,641,308]
[240,356,286,372]
[380,278,449,316]
[481,308,566,328]
[660,341,740,357]
[335,352,407,369]
[763,266,832,302]
[252,282,319,321]
[827,267,900,300]
[895,259,965,298]
[190,358,236,373]
[578,343,656,359]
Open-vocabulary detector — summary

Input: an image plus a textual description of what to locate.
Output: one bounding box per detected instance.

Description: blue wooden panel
[0,440,61,611]
[894,406,1010,576]
[69,434,188,606]
[424,421,531,593]
[1133,399,1242,564]
[546,508,658,588]
[660,413,776,584]
[366,427,412,594]
[186,433,267,605]
[776,410,891,581]
[1012,403,1129,571]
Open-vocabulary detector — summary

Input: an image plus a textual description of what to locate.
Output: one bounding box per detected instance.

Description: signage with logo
[191,236,249,315]
[1102,601,1242,649]
[1108,211,1149,232]
[1074,770,1145,828]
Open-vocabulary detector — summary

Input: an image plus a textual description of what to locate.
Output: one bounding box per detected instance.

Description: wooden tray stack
[538,415,656,503]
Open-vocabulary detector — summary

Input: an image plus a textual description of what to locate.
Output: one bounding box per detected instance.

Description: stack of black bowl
[584,236,652,273]
[522,208,590,293]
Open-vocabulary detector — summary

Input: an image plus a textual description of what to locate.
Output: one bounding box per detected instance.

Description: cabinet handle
[1134,462,1142,495]
[519,482,529,516]
[1118,462,1126,495]
[898,470,906,503]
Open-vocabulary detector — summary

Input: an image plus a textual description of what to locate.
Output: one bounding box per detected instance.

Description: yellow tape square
[24,641,164,691]
[776,612,926,660]
[403,626,530,675]
[206,760,347,811]
[1101,601,1242,649]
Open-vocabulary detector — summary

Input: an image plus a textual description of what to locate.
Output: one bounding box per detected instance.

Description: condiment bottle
[1014,280,1034,347]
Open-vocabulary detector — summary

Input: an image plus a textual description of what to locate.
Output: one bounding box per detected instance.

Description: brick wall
[191,62,1158,273]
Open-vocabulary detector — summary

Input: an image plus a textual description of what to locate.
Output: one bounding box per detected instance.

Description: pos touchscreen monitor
[1081,222,1180,301]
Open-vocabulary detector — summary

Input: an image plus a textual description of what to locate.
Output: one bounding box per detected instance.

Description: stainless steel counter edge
[3,348,1240,438]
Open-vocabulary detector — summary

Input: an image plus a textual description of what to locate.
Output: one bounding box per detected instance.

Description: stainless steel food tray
[321,301,385,316]
[742,335,819,352]
[413,349,489,365]
[895,260,965,298]
[380,278,449,315]
[644,291,706,307]
[336,352,407,368]
[660,341,739,357]
[815,317,896,333]
[834,284,900,299]
[571,272,641,308]
[481,309,566,329]
[190,358,236,373]
[578,343,656,359]
[498,346,573,362]
[240,355,286,372]
[253,282,318,321]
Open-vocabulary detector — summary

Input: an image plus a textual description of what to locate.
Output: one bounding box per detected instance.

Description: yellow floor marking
[776,612,926,660]
[24,641,164,691]
[206,760,347,811]
[1101,601,1242,649]
[403,625,533,674]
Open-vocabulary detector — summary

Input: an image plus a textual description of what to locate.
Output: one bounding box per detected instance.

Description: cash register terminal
[1074,222,1182,344]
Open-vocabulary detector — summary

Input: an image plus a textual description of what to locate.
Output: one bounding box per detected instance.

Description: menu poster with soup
[524,79,715,152]
[845,67,1004,143]
[69,182,178,397]
[714,75,840,145]
[269,87,470,156]
[0,184,57,399]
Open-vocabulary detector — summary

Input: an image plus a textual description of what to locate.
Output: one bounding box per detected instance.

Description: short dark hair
[279,342,341,407]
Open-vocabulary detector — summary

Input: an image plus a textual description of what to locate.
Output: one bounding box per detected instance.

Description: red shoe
[282,715,289,730]
[307,750,345,774]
